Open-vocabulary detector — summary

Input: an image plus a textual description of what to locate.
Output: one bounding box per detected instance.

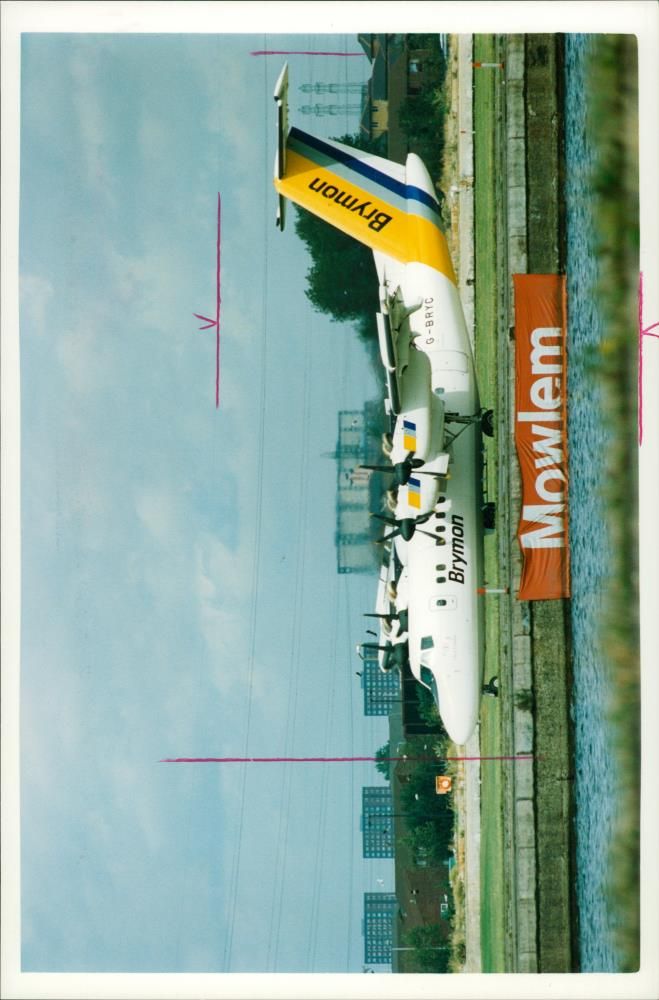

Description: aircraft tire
[482,409,495,437]
[483,501,496,530]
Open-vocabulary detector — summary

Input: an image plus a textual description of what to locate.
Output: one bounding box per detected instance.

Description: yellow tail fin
[273,64,455,284]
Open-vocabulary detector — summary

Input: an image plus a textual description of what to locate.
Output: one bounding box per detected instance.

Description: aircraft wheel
[483,502,496,530]
[482,409,495,437]
[482,675,499,697]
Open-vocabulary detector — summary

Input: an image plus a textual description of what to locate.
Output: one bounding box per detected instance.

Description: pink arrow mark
[639,271,659,445]
[194,193,221,408]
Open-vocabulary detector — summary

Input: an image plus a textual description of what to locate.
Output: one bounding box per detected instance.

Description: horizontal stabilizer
[273,63,289,230]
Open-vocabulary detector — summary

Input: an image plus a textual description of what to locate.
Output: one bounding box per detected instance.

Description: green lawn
[472,33,508,972]
[479,703,506,970]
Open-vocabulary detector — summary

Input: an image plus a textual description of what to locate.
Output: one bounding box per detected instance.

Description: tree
[374,741,391,780]
[415,683,447,733]
[400,758,454,852]
[294,220,379,323]
[292,131,385,334]
[404,925,449,972]
[395,89,446,167]
[403,820,444,866]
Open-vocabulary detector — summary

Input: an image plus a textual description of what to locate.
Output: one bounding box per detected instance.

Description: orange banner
[513,274,570,600]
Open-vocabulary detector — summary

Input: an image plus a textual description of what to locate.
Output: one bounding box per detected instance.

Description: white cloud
[134,486,180,546]
[194,533,273,700]
[184,43,268,227]
[106,246,184,332]
[68,48,116,204]
[20,273,54,335]
[55,313,113,396]
[195,48,254,160]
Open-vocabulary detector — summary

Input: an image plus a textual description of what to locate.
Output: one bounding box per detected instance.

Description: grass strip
[473,33,508,973]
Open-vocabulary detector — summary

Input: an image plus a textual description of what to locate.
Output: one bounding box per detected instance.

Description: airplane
[361,539,410,673]
[273,64,491,744]
[367,337,451,521]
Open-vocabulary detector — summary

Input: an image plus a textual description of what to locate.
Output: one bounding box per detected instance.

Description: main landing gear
[444,407,495,438]
[483,501,496,530]
[482,675,499,698]
[481,408,495,438]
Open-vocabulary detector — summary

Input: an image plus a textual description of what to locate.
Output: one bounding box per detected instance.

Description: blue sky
[12,6,659,994]
[19,31,395,973]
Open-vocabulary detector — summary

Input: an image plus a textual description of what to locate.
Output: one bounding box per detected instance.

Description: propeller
[381,641,409,672]
[357,636,410,671]
[364,612,407,631]
[360,454,417,487]
[371,512,417,542]
[374,519,446,545]
[360,460,449,487]
[372,511,443,543]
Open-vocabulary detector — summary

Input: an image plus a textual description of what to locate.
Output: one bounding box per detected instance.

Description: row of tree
[294,34,448,346]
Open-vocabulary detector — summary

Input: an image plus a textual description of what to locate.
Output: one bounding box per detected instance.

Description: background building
[363,892,398,966]
[357,34,438,162]
[331,404,386,574]
[362,786,395,859]
[361,653,401,716]
[334,410,371,574]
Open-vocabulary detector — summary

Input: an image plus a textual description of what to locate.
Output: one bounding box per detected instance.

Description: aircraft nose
[444,716,477,746]
[435,675,479,746]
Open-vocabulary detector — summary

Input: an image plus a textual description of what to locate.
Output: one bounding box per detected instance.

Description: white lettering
[536,468,566,502]
[520,504,566,548]
[530,326,562,374]
[517,411,561,422]
[532,424,564,468]
[530,376,561,410]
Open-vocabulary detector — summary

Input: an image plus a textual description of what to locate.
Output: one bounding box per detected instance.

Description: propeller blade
[370,512,397,526]
[417,528,445,541]
[412,470,451,480]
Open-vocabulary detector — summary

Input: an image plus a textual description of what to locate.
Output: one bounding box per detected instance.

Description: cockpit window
[420,665,440,707]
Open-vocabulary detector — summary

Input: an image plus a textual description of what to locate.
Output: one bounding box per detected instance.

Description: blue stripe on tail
[289,127,440,217]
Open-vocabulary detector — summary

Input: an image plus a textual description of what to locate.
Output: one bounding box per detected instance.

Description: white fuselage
[405,418,484,744]
[375,196,485,743]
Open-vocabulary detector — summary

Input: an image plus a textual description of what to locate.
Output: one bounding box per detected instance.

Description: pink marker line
[194,313,216,330]
[160,755,535,764]
[193,193,222,408]
[639,271,659,445]
[215,192,221,409]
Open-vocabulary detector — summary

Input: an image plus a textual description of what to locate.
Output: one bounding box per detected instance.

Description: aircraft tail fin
[273,63,455,283]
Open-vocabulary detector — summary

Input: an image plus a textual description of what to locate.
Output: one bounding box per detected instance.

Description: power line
[221,39,270,972]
